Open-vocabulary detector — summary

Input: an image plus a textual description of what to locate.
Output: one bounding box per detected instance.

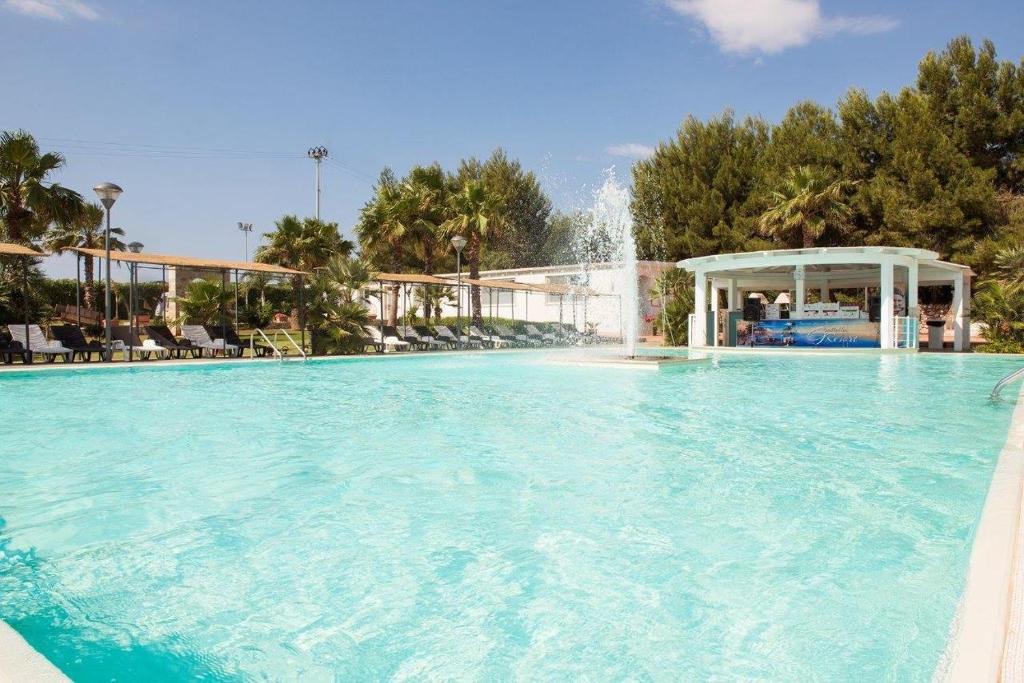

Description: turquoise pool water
[0,351,1021,680]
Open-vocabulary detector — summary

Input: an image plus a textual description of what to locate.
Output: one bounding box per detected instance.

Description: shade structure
[372,272,452,285]
[0,243,46,257]
[67,247,307,275]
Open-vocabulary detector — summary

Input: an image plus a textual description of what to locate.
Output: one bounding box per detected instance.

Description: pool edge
[0,621,69,681]
[939,382,1024,682]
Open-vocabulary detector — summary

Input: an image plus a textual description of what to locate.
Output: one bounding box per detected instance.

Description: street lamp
[93,182,123,361]
[238,222,253,262]
[451,235,467,349]
[126,242,143,361]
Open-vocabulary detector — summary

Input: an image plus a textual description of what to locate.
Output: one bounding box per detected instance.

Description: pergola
[69,247,308,358]
[679,246,974,351]
[0,242,48,361]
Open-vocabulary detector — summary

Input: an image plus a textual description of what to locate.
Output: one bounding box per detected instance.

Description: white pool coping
[937,382,1024,681]
[0,622,68,681]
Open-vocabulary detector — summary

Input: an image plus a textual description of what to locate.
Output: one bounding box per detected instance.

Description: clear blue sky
[2,0,1022,278]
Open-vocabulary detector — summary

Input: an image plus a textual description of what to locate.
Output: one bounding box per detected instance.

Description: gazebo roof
[678,246,972,287]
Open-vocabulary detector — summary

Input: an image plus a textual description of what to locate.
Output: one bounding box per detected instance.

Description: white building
[380,261,676,337]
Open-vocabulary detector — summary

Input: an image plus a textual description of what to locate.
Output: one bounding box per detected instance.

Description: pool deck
[939,381,1024,682]
[0,622,68,681]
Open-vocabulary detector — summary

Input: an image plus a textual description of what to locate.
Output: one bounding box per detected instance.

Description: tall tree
[758,166,855,248]
[45,202,126,310]
[480,148,552,268]
[0,130,81,244]
[441,177,503,326]
[255,215,351,320]
[356,168,408,326]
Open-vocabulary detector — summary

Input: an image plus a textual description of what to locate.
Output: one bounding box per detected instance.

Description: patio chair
[358,327,385,354]
[221,325,274,357]
[383,325,419,352]
[364,325,410,352]
[181,324,240,357]
[145,325,199,358]
[9,324,73,363]
[50,325,105,361]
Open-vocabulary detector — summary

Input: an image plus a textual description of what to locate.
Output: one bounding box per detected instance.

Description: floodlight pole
[307,147,328,220]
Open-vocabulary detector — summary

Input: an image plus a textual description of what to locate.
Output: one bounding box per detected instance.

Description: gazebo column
[907,261,919,321]
[710,283,722,347]
[726,279,738,311]
[793,266,805,319]
[880,259,895,349]
[819,282,829,303]
[691,270,707,348]
[953,271,971,352]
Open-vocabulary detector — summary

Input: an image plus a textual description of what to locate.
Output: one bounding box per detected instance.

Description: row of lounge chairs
[360,323,583,353]
[0,323,276,364]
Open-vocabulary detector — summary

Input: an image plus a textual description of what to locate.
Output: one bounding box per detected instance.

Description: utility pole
[307,146,328,220]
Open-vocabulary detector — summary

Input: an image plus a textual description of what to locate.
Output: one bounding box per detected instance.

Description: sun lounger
[495,324,533,347]
[384,325,418,352]
[203,326,247,358]
[470,325,510,348]
[364,325,410,352]
[432,325,482,349]
[525,324,556,345]
[0,336,28,364]
[111,325,170,360]
[145,325,199,358]
[9,324,73,362]
[400,325,447,350]
[181,324,240,357]
[414,325,454,349]
[50,325,105,361]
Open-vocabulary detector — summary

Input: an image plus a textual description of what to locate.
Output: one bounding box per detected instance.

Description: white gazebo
[679,247,973,351]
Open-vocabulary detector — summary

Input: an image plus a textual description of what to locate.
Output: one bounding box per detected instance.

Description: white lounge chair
[364,325,411,353]
[9,324,74,362]
[180,325,240,357]
[495,324,532,347]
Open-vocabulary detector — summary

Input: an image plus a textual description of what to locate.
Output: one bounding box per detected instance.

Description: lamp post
[307,147,328,220]
[236,222,252,330]
[93,182,123,361]
[451,235,467,349]
[127,241,144,361]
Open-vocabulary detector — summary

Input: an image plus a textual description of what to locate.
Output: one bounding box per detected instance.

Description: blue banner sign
[737,319,880,348]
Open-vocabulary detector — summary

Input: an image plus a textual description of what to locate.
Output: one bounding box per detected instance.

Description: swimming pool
[0,351,1020,680]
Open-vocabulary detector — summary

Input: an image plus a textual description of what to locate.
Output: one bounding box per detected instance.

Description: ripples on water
[0,351,1020,680]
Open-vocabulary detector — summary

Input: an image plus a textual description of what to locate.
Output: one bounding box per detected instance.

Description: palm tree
[255,215,352,322]
[758,166,855,248]
[0,130,82,244]
[356,169,409,326]
[974,279,1024,344]
[401,165,449,276]
[440,179,503,325]
[45,202,126,310]
[995,245,1024,288]
[171,278,233,325]
[306,266,372,355]
[415,283,455,323]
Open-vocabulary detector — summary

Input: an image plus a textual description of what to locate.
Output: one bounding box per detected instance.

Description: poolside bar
[679,247,974,351]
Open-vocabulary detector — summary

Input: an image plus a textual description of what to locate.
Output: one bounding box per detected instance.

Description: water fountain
[557,171,708,369]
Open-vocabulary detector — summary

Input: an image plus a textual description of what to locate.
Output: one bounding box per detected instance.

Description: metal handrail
[992,367,1024,400]
[251,328,284,361]
[273,328,307,361]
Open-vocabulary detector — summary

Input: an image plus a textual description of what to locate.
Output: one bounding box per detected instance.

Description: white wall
[371,261,674,336]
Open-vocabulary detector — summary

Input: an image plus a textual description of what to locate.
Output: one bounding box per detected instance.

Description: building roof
[0,242,46,257]
[372,272,452,285]
[67,247,307,275]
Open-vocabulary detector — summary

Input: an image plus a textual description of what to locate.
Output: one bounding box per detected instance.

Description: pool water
[0,351,1021,680]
